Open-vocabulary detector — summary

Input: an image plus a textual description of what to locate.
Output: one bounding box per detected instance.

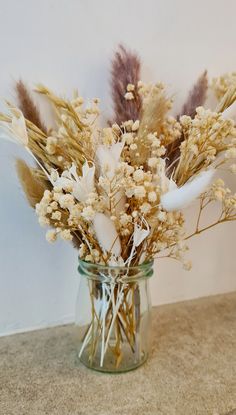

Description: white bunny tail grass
[161,169,215,212]
[93,213,121,257]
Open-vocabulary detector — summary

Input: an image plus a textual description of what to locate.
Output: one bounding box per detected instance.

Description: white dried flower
[43,190,52,203]
[60,229,73,241]
[127,83,135,92]
[120,213,132,226]
[3,109,28,147]
[79,243,87,258]
[51,211,62,221]
[148,157,158,168]
[123,132,134,144]
[124,92,134,100]
[214,189,225,201]
[157,211,167,222]
[155,146,166,157]
[140,202,152,214]
[125,187,135,198]
[132,120,140,131]
[58,194,74,209]
[132,210,138,218]
[151,138,161,148]
[46,230,57,242]
[148,191,157,203]
[134,186,146,199]
[81,206,95,222]
[133,169,144,183]
[39,216,50,227]
[51,161,95,203]
[123,120,134,130]
[51,201,58,210]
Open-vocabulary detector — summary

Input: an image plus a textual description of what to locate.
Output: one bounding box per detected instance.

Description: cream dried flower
[134,185,146,199]
[46,229,57,242]
[148,191,157,203]
[81,206,95,222]
[124,92,134,101]
[60,229,73,241]
[51,211,62,221]
[126,83,135,92]
[132,120,140,131]
[133,169,144,183]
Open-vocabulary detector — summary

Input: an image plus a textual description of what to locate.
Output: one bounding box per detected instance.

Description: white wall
[0,0,236,336]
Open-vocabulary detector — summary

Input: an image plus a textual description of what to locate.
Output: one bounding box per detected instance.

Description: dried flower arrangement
[1,45,236,371]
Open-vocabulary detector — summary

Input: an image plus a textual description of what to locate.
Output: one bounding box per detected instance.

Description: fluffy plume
[166,71,208,173]
[0,109,29,146]
[110,44,142,124]
[161,169,214,212]
[179,70,208,119]
[15,80,47,133]
[137,85,170,164]
[16,159,48,208]
[96,142,124,179]
[216,85,236,114]
[93,213,121,257]
[138,86,170,137]
[96,142,126,214]
[222,98,236,120]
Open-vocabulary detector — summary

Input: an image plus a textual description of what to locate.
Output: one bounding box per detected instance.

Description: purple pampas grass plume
[110,44,142,124]
[166,71,208,174]
[179,70,208,118]
[15,80,47,134]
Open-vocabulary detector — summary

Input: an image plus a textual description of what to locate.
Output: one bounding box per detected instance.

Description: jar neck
[78,259,153,283]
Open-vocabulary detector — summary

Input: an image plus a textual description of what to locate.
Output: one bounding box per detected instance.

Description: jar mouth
[78,258,154,283]
[78,258,153,271]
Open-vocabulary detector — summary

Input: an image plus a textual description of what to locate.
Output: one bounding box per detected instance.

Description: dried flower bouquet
[1,46,236,370]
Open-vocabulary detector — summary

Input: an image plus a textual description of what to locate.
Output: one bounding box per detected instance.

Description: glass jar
[75,260,153,373]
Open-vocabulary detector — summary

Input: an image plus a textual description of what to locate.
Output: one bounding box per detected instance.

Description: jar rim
[78,258,153,271]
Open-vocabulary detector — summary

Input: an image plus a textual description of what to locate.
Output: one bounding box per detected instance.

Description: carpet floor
[0,292,236,415]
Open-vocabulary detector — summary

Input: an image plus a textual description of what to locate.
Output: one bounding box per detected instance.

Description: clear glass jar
[75,260,153,373]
